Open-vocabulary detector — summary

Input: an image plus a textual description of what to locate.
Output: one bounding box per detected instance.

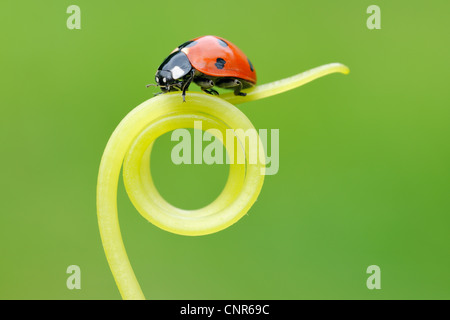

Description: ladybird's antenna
[146,83,158,88]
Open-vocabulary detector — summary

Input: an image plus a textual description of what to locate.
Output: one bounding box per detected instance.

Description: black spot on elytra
[178,40,197,50]
[215,58,226,69]
[248,58,254,72]
[217,38,228,47]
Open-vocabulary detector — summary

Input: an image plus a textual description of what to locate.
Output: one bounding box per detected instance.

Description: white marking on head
[170,66,185,80]
[163,77,167,83]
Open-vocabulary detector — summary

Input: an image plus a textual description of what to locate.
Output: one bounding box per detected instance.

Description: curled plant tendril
[97,62,349,299]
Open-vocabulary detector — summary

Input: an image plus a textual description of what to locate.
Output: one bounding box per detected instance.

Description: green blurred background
[0,0,449,299]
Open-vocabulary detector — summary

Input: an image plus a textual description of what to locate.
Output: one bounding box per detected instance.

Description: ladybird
[148,35,257,102]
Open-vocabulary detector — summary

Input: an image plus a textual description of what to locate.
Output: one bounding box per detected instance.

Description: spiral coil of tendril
[97,63,349,299]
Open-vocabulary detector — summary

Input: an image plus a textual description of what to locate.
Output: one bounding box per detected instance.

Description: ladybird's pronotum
[97,62,349,299]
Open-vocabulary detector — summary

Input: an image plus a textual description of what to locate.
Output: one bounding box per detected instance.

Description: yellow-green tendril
[97,62,349,300]
[220,62,350,105]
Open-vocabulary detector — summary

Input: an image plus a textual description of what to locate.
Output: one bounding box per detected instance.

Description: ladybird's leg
[216,78,247,96]
[181,70,195,102]
[194,77,218,95]
[233,80,246,96]
[202,88,219,96]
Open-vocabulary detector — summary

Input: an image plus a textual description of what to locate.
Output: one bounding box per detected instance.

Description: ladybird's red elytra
[151,35,257,102]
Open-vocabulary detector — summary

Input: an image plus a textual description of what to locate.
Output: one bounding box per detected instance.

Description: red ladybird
[148,35,257,101]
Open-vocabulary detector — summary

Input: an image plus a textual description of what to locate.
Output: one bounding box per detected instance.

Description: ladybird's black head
[155,70,176,92]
